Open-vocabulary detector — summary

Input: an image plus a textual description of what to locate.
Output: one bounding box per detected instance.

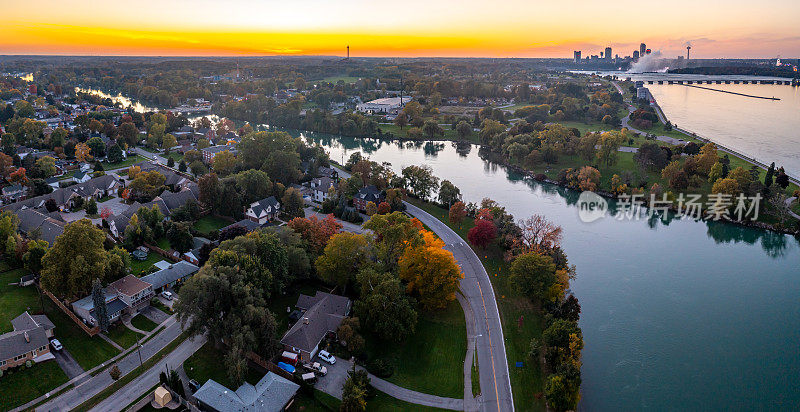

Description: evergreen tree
[765,162,775,187]
[178,159,187,172]
[92,278,110,332]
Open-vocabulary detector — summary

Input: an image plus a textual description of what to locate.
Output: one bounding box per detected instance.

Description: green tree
[456,120,472,141]
[22,239,48,274]
[401,164,440,200]
[235,169,272,204]
[509,252,559,303]
[355,269,418,341]
[315,233,373,293]
[422,120,444,139]
[281,187,305,219]
[437,180,461,206]
[41,219,120,298]
[87,136,106,158]
[362,212,422,272]
[107,144,124,164]
[35,156,57,178]
[92,278,110,332]
[162,134,177,152]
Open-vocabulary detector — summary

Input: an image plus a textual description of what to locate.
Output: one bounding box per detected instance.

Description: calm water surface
[647,83,800,177]
[299,133,800,411]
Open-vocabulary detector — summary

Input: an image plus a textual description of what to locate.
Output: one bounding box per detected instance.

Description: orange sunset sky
[1,0,798,58]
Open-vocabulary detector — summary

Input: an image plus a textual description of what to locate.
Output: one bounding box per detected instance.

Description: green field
[102,154,146,170]
[0,360,69,411]
[183,342,263,388]
[105,324,144,349]
[193,215,232,236]
[406,198,546,411]
[0,268,38,333]
[130,314,158,332]
[364,299,467,399]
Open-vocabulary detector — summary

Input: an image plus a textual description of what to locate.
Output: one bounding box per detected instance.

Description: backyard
[193,215,232,236]
[102,154,146,170]
[130,253,163,276]
[0,268,39,333]
[183,342,263,389]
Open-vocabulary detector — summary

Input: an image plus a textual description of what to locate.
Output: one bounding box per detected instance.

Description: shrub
[25,360,32,368]
[366,357,396,378]
[110,364,121,380]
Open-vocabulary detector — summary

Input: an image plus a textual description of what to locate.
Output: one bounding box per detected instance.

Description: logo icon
[577,191,607,223]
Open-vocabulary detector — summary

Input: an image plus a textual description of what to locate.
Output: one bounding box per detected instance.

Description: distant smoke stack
[686,45,691,60]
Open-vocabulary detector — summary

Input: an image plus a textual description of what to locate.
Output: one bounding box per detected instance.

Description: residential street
[88,335,206,412]
[404,202,514,412]
[34,316,186,412]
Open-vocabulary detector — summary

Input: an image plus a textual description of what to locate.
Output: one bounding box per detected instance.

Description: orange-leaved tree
[398,229,463,310]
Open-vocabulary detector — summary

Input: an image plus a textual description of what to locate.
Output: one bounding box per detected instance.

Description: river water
[297,132,800,411]
[647,83,800,178]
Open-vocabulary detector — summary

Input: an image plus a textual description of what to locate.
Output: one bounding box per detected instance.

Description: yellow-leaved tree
[398,229,463,310]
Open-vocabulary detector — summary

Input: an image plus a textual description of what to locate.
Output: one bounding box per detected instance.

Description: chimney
[303,317,309,325]
[24,331,30,343]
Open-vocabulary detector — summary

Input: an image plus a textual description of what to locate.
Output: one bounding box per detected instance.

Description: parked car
[161,291,173,300]
[189,379,201,392]
[50,339,63,351]
[303,362,327,375]
[301,372,317,384]
[318,350,336,364]
[277,362,296,374]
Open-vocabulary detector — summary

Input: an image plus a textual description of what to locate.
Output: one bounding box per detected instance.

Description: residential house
[245,196,281,224]
[2,184,27,202]
[71,274,153,326]
[140,261,200,293]
[201,145,237,164]
[221,219,262,234]
[280,291,351,363]
[0,312,55,371]
[308,177,337,203]
[15,208,66,245]
[352,185,383,212]
[193,372,299,412]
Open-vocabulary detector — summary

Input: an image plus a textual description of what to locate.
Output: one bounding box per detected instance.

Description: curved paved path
[405,201,514,412]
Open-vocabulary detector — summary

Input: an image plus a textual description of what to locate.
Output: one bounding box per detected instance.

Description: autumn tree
[75,142,92,162]
[596,130,625,167]
[288,214,342,255]
[696,142,718,175]
[35,156,57,178]
[449,201,467,225]
[363,212,423,272]
[467,219,496,249]
[398,229,463,310]
[129,170,166,201]
[517,214,563,253]
[8,167,28,185]
[377,201,391,215]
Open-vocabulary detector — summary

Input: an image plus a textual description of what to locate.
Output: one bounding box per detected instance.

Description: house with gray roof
[353,185,383,212]
[245,196,281,225]
[141,260,199,292]
[193,372,299,412]
[280,292,351,363]
[0,312,55,371]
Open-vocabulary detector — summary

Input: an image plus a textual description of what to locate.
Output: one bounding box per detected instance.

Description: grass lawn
[149,298,172,314]
[105,324,144,349]
[40,297,120,370]
[130,314,158,332]
[155,237,171,251]
[288,389,448,412]
[363,299,466,399]
[164,152,183,163]
[130,253,163,276]
[471,351,480,397]
[193,215,232,236]
[0,268,39,333]
[0,360,69,411]
[183,342,263,388]
[407,198,546,411]
[102,154,145,170]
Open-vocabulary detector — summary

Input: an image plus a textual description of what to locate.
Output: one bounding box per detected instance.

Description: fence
[43,288,99,336]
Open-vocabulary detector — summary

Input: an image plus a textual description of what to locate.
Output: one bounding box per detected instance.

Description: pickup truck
[302,361,328,376]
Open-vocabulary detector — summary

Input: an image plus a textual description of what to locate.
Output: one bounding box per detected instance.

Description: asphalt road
[404,202,514,412]
[36,316,186,412]
[52,348,84,380]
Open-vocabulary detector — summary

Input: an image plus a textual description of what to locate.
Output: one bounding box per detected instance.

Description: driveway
[140,305,170,325]
[97,197,129,216]
[52,348,85,380]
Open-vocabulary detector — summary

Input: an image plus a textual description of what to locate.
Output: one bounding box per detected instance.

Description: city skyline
[1,0,798,58]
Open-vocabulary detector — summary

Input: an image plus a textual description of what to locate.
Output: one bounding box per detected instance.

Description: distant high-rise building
[633,50,640,60]
[646,49,651,55]
[640,43,647,56]
[574,50,581,64]
[605,47,613,61]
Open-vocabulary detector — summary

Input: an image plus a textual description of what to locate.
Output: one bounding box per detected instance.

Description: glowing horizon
[1,0,798,58]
